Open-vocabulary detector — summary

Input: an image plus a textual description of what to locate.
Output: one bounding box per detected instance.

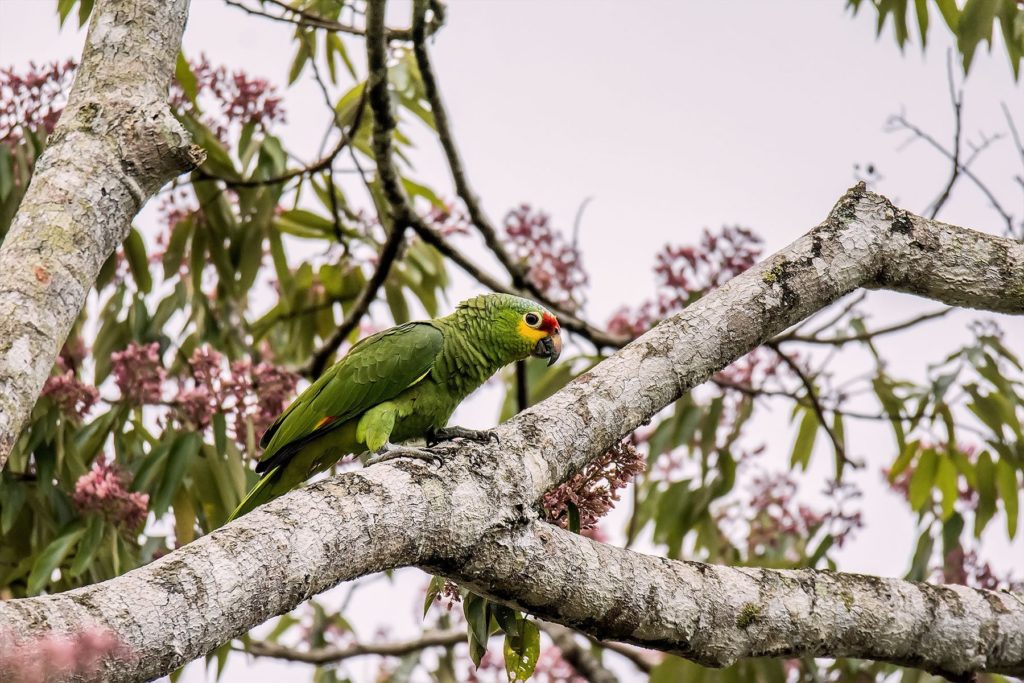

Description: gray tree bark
[0,0,202,467]
[0,186,1021,682]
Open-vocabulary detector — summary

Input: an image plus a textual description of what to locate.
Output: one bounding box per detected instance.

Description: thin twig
[411,224,628,348]
[888,113,1014,235]
[776,308,952,345]
[927,52,963,220]
[410,0,526,287]
[224,0,427,40]
[539,622,619,683]
[305,226,406,377]
[766,342,863,469]
[242,628,465,665]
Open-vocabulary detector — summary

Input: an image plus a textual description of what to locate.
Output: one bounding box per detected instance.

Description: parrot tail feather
[227,467,281,522]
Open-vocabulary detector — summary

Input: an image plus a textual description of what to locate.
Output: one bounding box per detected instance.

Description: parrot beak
[533,331,562,366]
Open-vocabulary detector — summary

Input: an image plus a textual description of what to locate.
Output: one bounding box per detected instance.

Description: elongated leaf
[28,523,86,594]
[423,574,445,617]
[790,409,819,470]
[503,618,540,682]
[996,460,1020,538]
[908,448,939,511]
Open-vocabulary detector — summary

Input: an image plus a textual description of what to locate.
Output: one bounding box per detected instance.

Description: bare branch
[777,308,951,345]
[243,628,464,665]
[540,622,619,683]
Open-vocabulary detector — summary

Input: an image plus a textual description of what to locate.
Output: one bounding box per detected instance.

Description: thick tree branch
[0,0,202,468]
[1,185,1022,682]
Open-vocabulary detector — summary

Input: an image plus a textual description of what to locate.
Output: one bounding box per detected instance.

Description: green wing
[255,322,444,473]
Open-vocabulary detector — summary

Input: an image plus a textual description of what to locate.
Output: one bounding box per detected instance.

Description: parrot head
[457,294,562,366]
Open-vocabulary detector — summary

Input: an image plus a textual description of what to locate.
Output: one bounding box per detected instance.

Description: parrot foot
[367,442,446,467]
[426,426,499,447]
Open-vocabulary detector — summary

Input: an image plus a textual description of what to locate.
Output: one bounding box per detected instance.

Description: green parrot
[228,293,562,520]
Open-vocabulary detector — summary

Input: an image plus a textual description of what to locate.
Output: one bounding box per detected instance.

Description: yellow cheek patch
[517,320,548,344]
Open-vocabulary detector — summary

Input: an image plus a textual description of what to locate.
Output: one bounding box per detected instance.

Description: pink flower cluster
[607,226,762,338]
[542,440,645,530]
[941,546,1023,592]
[41,359,99,421]
[111,342,166,405]
[730,473,863,561]
[170,55,285,142]
[0,628,123,683]
[172,346,297,447]
[0,60,76,146]
[73,460,149,531]
[503,205,588,312]
[425,202,471,237]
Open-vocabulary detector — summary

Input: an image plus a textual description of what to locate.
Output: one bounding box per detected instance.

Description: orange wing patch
[314,415,337,431]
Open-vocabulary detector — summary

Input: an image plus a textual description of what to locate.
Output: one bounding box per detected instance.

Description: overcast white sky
[2,1,1023,681]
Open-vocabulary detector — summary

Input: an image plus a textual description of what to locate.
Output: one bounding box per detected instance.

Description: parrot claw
[367,443,446,467]
[426,426,499,447]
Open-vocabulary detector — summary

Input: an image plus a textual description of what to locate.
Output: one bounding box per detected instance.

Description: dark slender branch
[539,622,619,683]
[927,53,963,220]
[223,0,428,40]
[787,291,867,339]
[888,112,1014,235]
[410,0,526,286]
[515,360,528,412]
[243,628,465,665]
[776,308,951,345]
[595,639,661,674]
[305,226,406,377]
[411,224,628,348]
[766,342,862,469]
[407,1,627,351]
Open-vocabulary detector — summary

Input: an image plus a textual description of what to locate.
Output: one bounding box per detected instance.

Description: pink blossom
[169,55,285,143]
[73,460,149,530]
[503,205,588,312]
[608,225,763,337]
[543,439,645,530]
[111,342,166,405]
[41,369,98,420]
[0,628,123,683]
[0,60,76,146]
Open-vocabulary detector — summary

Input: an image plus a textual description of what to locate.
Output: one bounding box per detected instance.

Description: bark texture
[0,186,1022,682]
[0,0,202,467]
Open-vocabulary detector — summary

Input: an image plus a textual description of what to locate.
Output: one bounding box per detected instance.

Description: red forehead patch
[541,312,560,331]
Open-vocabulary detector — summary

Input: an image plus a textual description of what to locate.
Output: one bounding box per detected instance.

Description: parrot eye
[524,312,541,328]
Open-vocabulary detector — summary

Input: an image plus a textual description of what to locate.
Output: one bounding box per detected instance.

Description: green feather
[229,294,557,521]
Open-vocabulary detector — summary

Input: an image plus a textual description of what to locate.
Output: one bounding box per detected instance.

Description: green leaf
[790,409,819,470]
[69,515,106,578]
[908,448,939,511]
[936,455,958,520]
[423,574,445,617]
[124,230,153,294]
[996,459,1020,538]
[566,501,581,534]
[463,593,490,667]
[914,0,929,46]
[28,523,86,594]
[175,53,199,106]
[0,144,12,201]
[152,433,201,517]
[974,450,997,537]
[958,0,999,72]
[502,618,540,682]
[906,529,934,581]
